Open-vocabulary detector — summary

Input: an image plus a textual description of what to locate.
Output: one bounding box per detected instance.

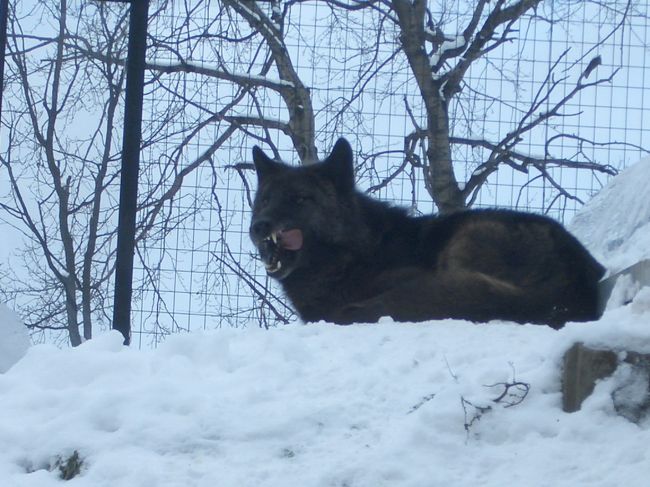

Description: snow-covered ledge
[570,156,650,298]
[563,158,650,422]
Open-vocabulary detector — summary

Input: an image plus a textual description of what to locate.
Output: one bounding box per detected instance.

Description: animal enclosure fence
[130,0,650,347]
[2,1,650,347]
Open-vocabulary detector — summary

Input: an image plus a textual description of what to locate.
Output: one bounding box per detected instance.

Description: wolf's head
[249,138,357,280]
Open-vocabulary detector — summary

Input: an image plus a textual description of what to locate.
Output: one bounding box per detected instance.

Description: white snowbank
[0,303,29,373]
[0,310,648,487]
[571,157,650,273]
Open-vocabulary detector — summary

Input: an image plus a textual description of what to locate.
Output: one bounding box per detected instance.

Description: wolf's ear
[323,138,355,190]
[252,146,281,180]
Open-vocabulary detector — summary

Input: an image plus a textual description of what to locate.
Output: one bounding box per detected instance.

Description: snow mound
[1,315,649,487]
[0,303,29,373]
[571,158,650,273]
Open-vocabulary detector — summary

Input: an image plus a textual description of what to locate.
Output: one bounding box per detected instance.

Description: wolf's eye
[294,194,310,204]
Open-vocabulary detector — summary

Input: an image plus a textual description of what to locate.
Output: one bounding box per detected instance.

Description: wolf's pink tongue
[280,229,303,250]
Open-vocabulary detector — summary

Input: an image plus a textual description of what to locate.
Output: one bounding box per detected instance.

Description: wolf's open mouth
[261,229,303,274]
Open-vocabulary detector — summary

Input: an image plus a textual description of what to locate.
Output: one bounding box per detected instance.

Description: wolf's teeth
[265,260,282,273]
[271,232,278,244]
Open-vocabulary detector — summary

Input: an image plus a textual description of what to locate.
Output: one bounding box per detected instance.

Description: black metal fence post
[0,0,9,124]
[112,0,149,346]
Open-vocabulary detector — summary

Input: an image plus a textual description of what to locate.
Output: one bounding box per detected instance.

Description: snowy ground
[1,160,649,486]
[0,310,649,487]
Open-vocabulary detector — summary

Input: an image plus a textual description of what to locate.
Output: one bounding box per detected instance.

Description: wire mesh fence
[1,1,649,347]
[126,0,650,347]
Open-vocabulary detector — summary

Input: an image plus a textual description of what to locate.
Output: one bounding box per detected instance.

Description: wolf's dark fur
[249,138,605,328]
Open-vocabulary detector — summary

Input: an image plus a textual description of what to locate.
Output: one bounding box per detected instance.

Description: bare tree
[148,1,638,213]
[0,1,128,345]
[316,0,643,213]
[0,0,315,343]
[0,1,245,344]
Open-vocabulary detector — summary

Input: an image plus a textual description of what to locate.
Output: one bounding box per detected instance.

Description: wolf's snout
[250,219,272,240]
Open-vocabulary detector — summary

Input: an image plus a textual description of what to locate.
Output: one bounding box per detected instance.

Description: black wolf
[249,138,605,328]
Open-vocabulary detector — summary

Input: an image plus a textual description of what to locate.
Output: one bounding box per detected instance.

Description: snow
[1,160,650,486]
[148,59,295,89]
[429,34,467,68]
[0,303,29,373]
[0,314,649,487]
[570,157,650,274]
